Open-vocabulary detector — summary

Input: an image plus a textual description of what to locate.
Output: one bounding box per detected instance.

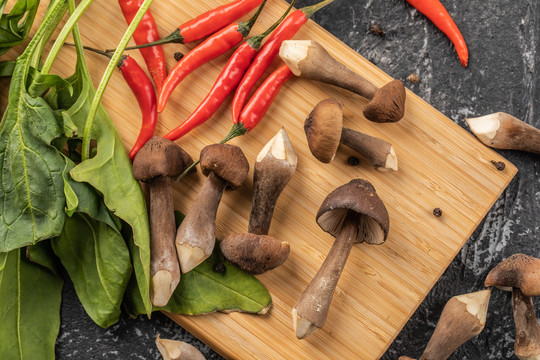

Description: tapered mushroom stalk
[466,112,540,155]
[304,98,398,170]
[280,40,406,123]
[413,289,491,360]
[176,144,248,273]
[155,335,206,360]
[220,129,295,274]
[485,254,540,359]
[293,179,390,339]
[132,137,194,307]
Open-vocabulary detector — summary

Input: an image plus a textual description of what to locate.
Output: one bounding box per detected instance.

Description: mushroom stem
[293,210,360,339]
[279,40,406,123]
[341,127,398,171]
[512,288,540,360]
[249,129,297,235]
[176,172,225,273]
[149,176,181,306]
[155,335,206,360]
[419,289,491,360]
[466,112,540,155]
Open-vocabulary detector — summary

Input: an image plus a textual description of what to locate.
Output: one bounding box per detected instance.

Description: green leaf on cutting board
[0,1,69,253]
[123,212,272,317]
[0,248,63,359]
[44,19,152,316]
[0,60,16,77]
[0,0,40,55]
[52,213,132,328]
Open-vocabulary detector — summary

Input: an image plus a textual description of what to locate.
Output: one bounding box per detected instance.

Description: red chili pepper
[157,0,267,113]
[116,0,265,52]
[163,1,295,141]
[116,55,158,160]
[231,0,334,122]
[406,0,468,67]
[118,0,167,93]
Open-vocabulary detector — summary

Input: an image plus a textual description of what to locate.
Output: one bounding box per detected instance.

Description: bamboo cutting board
[2,1,517,359]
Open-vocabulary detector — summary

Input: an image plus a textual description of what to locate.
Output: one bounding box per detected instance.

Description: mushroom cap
[304,98,343,163]
[316,178,389,244]
[363,79,406,123]
[485,253,540,296]
[132,136,194,180]
[200,144,249,189]
[219,233,290,275]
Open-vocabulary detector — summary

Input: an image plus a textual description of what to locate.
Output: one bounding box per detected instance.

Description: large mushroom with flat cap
[175,144,249,274]
[304,98,398,171]
[292,178,389,339]
[132,136,194,307]
[485,254,540,360]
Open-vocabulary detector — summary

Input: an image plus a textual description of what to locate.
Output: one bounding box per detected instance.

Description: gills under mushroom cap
[316,178,389,244]
[200,143,249,189]
[304,98,343,163]
[132,136,194,180]
[485,253,540,296]
[363,79,406,123]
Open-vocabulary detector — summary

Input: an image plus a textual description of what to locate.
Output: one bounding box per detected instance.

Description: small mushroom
[466,112,540,155]
[304,98,398,171]
[132,136,194,307]
[155,335,206,360]
[401,289,491,360]
[279,40,406,123]
[485,254,540,360]
[219,129,295,274]
[176,144,249,273]
[293,179,389,339]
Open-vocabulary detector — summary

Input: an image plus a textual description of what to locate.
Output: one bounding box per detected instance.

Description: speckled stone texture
[57,1,540,359]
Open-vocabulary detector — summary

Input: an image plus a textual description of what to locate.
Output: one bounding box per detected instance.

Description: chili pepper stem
[65,42,112,58]
[105,29,183,53]
[302,0,335,18]
[174,124,248,182]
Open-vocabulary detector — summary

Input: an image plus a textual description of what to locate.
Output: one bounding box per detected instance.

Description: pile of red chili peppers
[114,0,336,161]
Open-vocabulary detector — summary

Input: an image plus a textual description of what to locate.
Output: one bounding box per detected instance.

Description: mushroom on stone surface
[155,335,206,360]
[292,178,389,339]
[132,136,194,307]
[219,129,295,275]
[485,253,540,360]
[175,144,249,274]
[400,289,491,360]
[279,40,406,123]
[304,98,398,171]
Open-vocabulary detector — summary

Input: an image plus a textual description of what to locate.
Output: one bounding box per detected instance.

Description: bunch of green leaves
[0,0,272,358]
[0,0,40,55]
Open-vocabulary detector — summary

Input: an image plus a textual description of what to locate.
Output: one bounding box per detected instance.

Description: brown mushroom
[485,254,540,359]
[155,335,206,360]
[132,136,194,307]
[279,40,406,123]
[304,98,398,170]
[219,129,295,274]
[406,289,491,360]
[466,112,540,155]
[293,179,389,339]
[175,144,249,273]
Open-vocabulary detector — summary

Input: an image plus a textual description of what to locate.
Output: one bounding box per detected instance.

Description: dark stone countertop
[56,1,540,359]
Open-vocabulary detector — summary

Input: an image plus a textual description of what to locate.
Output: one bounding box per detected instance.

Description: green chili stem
[41,0,94,74]
[81,0,155,161]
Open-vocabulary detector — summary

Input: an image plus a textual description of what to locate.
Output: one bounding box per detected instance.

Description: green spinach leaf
[0,0,40,55]
[0,60,15,76]
[26,240,61,276]
[0,0,68,253]
[52,213,132,328]
[0,248,63,359]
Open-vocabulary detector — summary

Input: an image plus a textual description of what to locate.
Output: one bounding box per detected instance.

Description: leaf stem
[81,0,154,161]
[41,0,94,74]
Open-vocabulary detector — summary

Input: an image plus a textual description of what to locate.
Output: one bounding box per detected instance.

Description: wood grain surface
[1,0,517,359]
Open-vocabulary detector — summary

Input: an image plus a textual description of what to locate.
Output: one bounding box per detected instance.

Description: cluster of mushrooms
[399,253,540,360]
[132,38,408,344]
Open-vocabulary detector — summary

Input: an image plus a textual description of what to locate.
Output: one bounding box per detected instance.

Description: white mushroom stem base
[292,211,360,339]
